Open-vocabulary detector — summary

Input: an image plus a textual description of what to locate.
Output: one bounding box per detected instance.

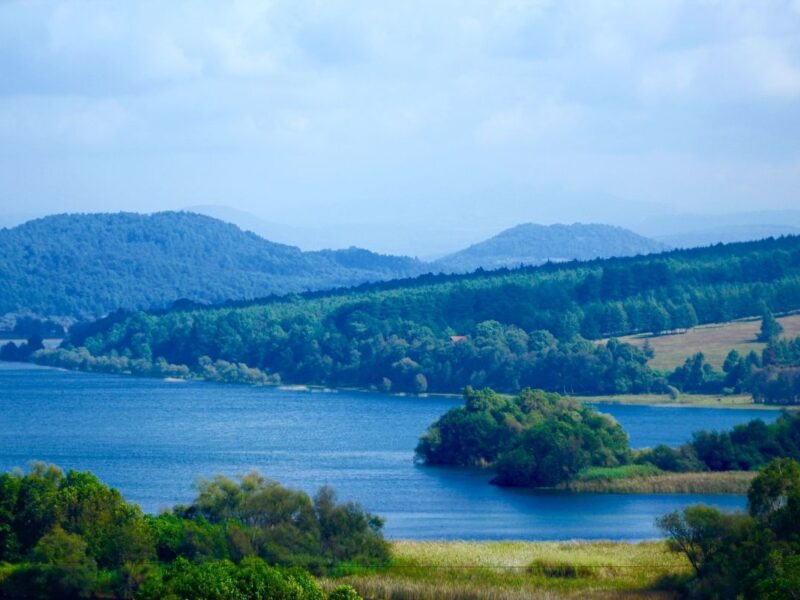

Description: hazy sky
[1,1,799,252]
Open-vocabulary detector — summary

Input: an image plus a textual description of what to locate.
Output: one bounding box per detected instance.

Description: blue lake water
[0,362,780,540]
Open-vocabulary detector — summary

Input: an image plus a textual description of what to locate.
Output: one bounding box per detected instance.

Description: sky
[1,0,799,255]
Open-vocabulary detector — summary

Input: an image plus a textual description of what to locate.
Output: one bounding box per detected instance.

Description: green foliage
[0,465,387,599]
[173,472,389,573]
[416,388,631,487]
[759,309,785,342]
[33,235,800,395]
[136,557,324,600]
[574,464,662,482]
[658,458,800,599]
[637,412,800,475]
[327,584,362,600]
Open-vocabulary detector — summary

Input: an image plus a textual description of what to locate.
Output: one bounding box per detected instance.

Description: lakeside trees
[658,458,800,598]
[0,465,382,599]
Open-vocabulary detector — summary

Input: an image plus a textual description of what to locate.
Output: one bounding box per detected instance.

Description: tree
[759,309,784,342]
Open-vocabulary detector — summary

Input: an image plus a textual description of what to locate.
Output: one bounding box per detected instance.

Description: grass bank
[574,392,792,410]
[323,541,689,599]
[560,466,755,494]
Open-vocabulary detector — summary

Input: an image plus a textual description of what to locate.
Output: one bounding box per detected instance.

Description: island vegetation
[21,236,800,403]
[416,387,800,492]
[0,463,385,599]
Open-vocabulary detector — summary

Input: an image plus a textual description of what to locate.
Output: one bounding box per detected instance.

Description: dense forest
[0,464,382,599]
[434,223,666,273]
[0,212,424,323]
[416,387,800,489]
[31,235,800,397]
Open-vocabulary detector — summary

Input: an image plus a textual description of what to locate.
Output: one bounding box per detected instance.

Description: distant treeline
[0,464,381,599]
[416,387,800,489]
[27,236,800,398]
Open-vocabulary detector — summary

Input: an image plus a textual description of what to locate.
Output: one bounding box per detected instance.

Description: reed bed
[322,541,690,599]
[563,470,755,494]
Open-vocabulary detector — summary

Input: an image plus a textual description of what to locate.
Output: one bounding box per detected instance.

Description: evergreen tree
[758,309,784,342]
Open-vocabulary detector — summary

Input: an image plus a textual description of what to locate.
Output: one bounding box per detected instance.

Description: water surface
[0,363,777,540]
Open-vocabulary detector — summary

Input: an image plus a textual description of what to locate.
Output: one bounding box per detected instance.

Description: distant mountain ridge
[434,223,667,273]
[0,212,425,322]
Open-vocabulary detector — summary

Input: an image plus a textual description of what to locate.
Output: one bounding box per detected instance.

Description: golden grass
[323,541,690,599]
[561,470,755,494]
[609,314,800,371]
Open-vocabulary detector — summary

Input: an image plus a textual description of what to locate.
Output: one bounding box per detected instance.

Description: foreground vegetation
[658,458,800,598]
[24,236,800,398]
[327,540,689,599]
[417,387,800,491]
[0,464,384,599]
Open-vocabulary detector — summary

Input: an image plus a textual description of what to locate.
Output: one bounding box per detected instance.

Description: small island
[416,387,799,494]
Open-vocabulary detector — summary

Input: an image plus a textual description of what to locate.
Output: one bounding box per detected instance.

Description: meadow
[615,313,800,371]
[323,541,690,599]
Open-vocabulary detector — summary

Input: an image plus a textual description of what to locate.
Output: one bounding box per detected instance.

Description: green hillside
[0,212,424,322]
[38,235,800,395]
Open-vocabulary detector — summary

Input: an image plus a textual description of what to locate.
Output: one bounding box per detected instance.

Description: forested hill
[0,212,424,322]
[434,223,666,272]
[43,235,800,395]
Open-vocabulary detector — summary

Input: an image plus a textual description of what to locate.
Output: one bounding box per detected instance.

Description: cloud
[476,99,581,144]
[0,0,799,236]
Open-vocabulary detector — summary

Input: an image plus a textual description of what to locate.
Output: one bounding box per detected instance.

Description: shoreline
[14,358,796,409]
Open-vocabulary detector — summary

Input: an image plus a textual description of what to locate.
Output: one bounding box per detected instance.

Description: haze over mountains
[434,223,666,273]
[2,210,798,326]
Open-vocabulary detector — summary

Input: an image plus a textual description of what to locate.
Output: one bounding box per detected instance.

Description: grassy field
[323,541,690,599]
[611,313,800,371]
[561,468,755,494]
[573,392,793,410]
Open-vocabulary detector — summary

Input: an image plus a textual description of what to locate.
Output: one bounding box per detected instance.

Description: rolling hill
[434,223,667,273]
[40,235,800,394]
[0,212,425,323]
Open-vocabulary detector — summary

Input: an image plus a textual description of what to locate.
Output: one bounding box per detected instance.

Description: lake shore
[324,540,689,599]
[16,356,796,409]
[575,392,796,410]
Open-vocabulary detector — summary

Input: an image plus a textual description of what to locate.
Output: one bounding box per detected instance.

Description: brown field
[613,314,800,371]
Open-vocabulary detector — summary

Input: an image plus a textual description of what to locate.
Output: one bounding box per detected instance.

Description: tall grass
[322,541,690,599]
[563,470,755,494]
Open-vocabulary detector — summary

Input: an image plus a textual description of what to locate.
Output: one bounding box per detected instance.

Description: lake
[0,362,779,540]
